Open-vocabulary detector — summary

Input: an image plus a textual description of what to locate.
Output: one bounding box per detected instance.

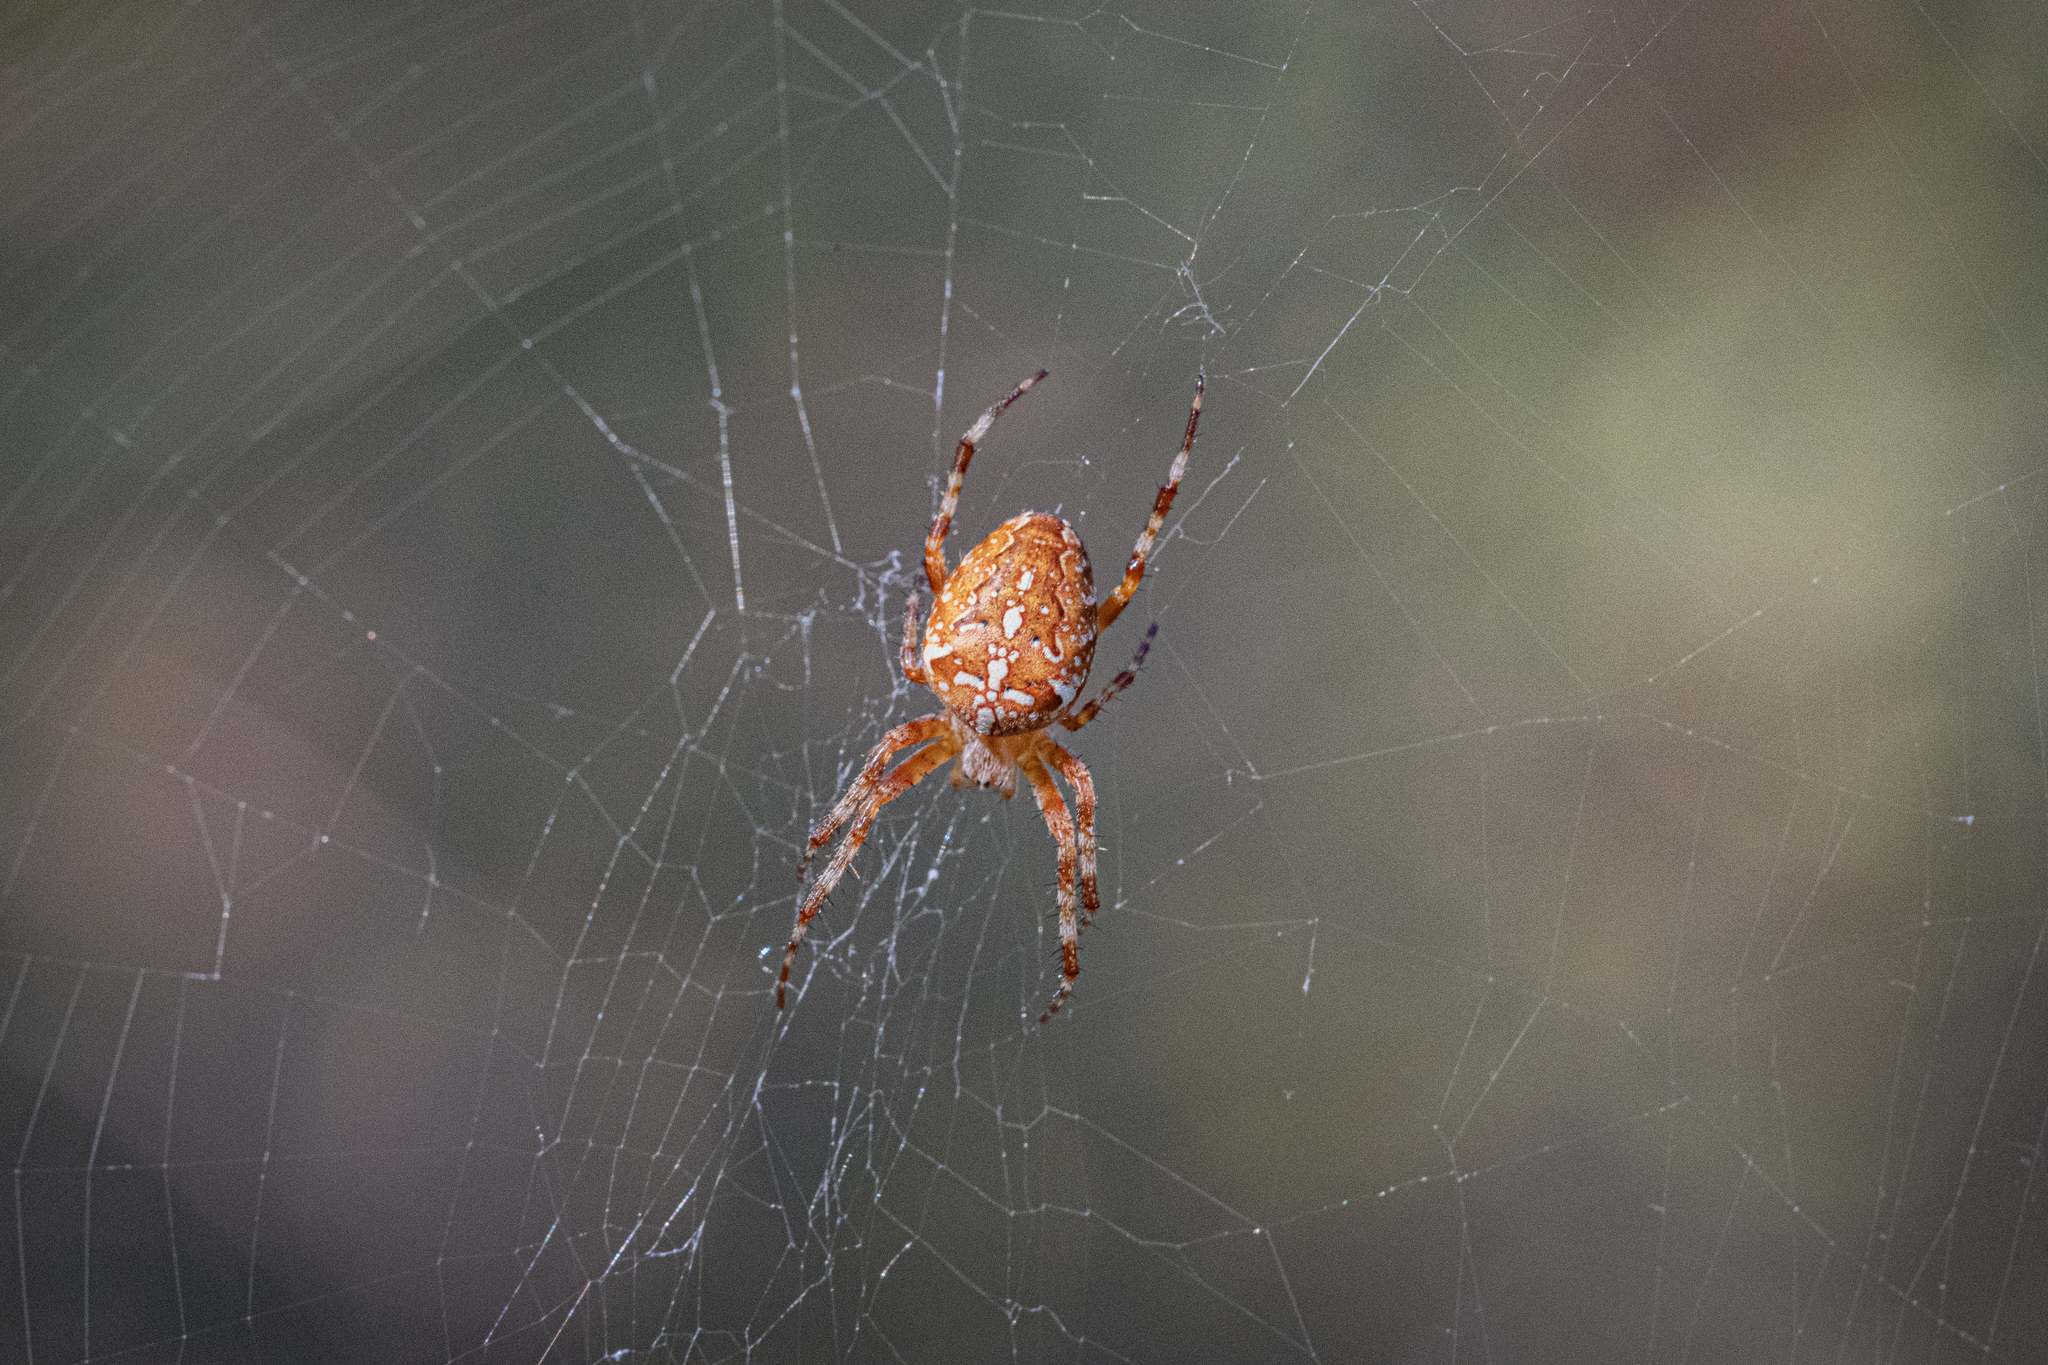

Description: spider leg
[1059,622,1157,734]
[925,369,1048,593]
[801,716,949,864]
[781,716,956,1007]
[1097,374,1202,632]
[900,593,928,686]
[1022,755,1082,1023]
[1041,741,1098,930]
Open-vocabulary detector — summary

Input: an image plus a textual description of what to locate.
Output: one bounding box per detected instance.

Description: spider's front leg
[1042,741,1099,930]
[781,716,957,1007]
[1023,755,1082,1022]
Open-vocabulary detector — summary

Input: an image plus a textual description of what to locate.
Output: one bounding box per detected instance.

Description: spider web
[2,0,2045,1360]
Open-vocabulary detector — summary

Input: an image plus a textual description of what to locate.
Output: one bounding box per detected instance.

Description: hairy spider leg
[1042,740,1099,929]
[1022,754,1082,1022]
[1060,621,1157,734]
[1097,374,1202,632]
[925,369,1048,593]
[780,717,957,1007]
[899,593,926,686]
[798,716,949,867]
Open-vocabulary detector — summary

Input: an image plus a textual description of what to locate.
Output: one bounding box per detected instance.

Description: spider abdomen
[923,512,1098,736]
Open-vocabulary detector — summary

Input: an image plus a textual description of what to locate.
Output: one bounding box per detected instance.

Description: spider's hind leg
[925,369,1048,593]
[1097,374,1201,632]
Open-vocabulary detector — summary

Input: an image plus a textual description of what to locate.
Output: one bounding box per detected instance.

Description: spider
[779,370,1204,1022]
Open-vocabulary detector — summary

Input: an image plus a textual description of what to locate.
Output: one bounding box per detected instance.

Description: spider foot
[1037,975,1076,1025]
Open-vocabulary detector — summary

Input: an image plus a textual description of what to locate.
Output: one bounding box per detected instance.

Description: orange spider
[779,370,1204,1022]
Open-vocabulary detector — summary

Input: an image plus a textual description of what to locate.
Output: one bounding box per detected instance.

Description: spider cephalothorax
[779,370,1203,1022]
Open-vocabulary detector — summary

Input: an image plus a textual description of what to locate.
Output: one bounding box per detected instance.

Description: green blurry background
[2,0,2043,1360]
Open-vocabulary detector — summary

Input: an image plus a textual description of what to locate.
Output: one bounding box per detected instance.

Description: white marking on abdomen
[1003,688,1035,707]
[953,671,984,690]
[1017,569,1034,590]
[1003,605,1023,638]
[924,641,953,667]
[986,657,1009,690]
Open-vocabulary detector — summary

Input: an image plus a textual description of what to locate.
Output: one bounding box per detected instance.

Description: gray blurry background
[2,0,2044,1361]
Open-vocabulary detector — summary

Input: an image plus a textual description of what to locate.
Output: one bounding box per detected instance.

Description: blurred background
[2,0,2044,1360]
